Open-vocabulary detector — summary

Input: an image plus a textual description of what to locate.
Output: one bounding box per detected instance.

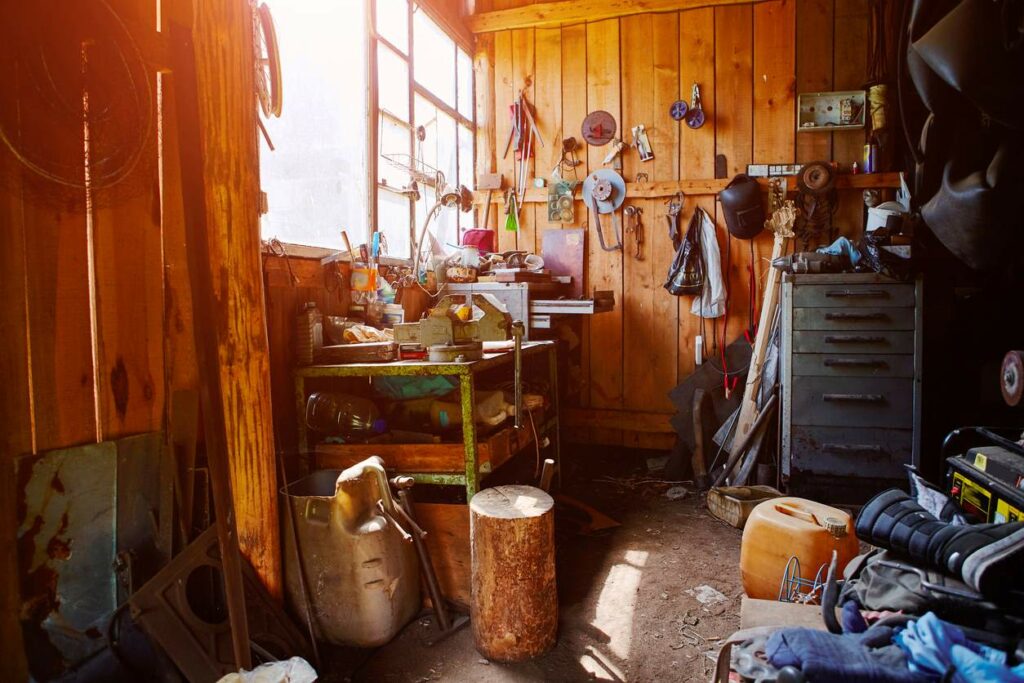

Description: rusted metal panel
[16,443,117,680]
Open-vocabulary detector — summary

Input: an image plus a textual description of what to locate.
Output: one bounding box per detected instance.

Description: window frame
[367,0,475,263]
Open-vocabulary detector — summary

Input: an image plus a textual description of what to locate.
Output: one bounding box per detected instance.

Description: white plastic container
[282,458,420,647]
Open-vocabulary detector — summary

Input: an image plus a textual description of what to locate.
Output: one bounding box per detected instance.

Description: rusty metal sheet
[17,443,117,680]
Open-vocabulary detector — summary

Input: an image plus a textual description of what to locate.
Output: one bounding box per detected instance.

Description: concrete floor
[326,450,744,682]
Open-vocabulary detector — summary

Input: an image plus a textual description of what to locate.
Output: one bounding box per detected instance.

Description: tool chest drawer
[793,306,915,331]
[791,329,915,355]
[791,353,915,379]
[782,273,921,502]
[791,283,915,308]
[790,426,914,479]
[791,376,914,428]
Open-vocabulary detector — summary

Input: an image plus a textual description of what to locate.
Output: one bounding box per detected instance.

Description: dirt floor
[325,448,744,682]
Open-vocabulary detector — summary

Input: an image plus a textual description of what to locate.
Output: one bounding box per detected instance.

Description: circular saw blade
[581,110,616,146]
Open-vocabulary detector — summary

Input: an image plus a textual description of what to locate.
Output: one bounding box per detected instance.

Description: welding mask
[719,174,764,240]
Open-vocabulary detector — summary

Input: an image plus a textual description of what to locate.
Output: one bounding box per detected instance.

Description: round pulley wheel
[592,179,613,202]
[685,107,706,129]
[669,100,689,121]
[797,161,836,194]
[1001,350,1024,407]
[581,110,617,146]
[581,169,626,214]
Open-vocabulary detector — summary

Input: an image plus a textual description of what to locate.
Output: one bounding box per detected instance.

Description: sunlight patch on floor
[589,549,649,662]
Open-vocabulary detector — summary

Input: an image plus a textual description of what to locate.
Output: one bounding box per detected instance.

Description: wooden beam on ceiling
[469,0,768,33]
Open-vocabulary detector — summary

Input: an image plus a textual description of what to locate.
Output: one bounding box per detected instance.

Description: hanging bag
[664,209,705,296]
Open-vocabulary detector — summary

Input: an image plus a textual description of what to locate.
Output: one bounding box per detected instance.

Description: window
[372,1,474,260]
[258,1,474,260]
[258,0,368,249]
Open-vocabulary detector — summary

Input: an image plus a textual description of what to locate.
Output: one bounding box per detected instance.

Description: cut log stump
[470,485,557,661]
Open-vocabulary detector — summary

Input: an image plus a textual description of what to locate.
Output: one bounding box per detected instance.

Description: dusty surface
[324,450,744,682]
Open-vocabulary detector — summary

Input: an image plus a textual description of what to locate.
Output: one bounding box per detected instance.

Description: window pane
[259,0,367,249]
[413,10,455,106]
[415,95,457,193]
[378,189,412,259]
[458,124,473,191]
[378,45,409,120]
[416,190,457,257]
[376,0,408,53]
[378,116,411,188]
[457,49,473,119]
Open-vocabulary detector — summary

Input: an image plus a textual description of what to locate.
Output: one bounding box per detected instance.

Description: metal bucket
[282,457,419,647]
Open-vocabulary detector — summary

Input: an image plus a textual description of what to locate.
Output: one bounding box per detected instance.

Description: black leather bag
[718,174,764,239]
[664,210,704,296]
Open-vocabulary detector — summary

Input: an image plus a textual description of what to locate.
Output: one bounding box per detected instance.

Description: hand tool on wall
[631,124,654,162]
[686,83,706,129]
[503,92,543,218]
[624,205,644,259]
[582,169,625,251]
[665,191,685,243]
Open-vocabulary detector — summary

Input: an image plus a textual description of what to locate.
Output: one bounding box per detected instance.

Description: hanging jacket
[690,207,726,319]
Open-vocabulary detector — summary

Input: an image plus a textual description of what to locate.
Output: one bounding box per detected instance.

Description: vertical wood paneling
[493,31,516,251]
[512,28,536,252]
[753,0,796,164]
[795,0,834,163]
[832,0,869,236]
[474,32,498,232]
[533,27,562,232]
[22,166,96,452]
[585,19,623,419]
[678,8,717,381]
[715,4,759,381]
[160,74,199,405]
[0,140,31,683]
[560,23,590,408]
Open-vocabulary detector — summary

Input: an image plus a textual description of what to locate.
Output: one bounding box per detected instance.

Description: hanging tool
[665,191,685,243]
[625,205,644,259]
[602,139,626,165]
[504,189,520,233]
[555,137,582,178]
[582,169,625,251]
[686,83,706,129]
[477,173,503,232]
[503,92,543,220]
[631,124,654,162]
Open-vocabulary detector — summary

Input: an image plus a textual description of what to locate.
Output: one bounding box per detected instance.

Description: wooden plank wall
[1,1,284,670]
[474,0,869,447]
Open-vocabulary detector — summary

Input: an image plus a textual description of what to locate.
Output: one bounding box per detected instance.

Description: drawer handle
[822,393,885,403]
[824,358,887,368]
[824,335,887,344]
[824,312,887,321]
[822,443,886,454]
[825,289,889,299]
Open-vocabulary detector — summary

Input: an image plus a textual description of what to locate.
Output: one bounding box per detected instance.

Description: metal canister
[863,143,878,174]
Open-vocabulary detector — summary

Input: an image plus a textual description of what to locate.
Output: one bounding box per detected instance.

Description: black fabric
[664,209,705,296]
[856,488,1024,596]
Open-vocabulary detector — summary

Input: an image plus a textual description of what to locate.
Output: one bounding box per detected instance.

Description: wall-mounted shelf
[474,172,903,206]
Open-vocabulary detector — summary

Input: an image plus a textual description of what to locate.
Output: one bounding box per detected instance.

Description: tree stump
[470,485,557,661]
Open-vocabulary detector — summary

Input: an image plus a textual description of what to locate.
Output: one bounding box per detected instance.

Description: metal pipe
[390,478,452,633]
[713,391,779,487]
[512,321,525,429]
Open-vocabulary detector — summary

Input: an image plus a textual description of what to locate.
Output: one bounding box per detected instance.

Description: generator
[945,427,1024,523]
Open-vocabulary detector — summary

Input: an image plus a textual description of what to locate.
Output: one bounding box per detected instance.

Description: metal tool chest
[781,273,922,503]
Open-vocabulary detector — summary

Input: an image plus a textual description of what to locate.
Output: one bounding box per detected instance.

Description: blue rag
[895,612,1024,683]
[817,236,862,267]
[766,624,927,683]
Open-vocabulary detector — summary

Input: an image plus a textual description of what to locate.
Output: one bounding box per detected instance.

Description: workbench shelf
[294,341,560,498]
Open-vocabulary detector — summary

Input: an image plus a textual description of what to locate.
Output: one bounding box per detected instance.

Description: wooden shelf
[314,411,543,475]
[473,172,902,206]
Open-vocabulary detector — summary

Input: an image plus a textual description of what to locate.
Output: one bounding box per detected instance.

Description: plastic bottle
[305,392,387,437]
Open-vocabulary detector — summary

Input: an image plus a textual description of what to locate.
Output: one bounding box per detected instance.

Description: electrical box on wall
[797,90,867,133]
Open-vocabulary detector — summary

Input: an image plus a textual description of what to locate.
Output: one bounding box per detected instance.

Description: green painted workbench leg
[548,345,562,488]
[460,374,478,499]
